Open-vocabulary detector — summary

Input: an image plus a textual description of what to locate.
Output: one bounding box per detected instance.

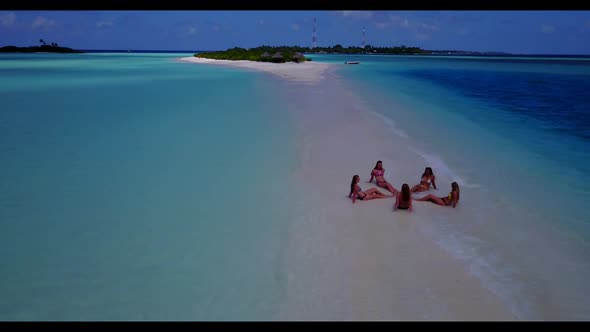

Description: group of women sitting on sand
[348,160,460,212]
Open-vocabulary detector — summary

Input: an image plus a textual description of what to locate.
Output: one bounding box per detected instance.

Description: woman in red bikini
[369,160,398,195]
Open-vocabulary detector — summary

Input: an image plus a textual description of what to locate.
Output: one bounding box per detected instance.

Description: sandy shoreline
[180,55,517,320]
[273,72,518,320]
[179,56,332,83]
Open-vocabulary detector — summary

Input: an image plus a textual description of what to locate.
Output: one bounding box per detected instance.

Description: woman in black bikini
[411,167,437,193]
[416,182,460,208]
[394,184,412,212]
[349,175,391,204]
[369,160,398,194]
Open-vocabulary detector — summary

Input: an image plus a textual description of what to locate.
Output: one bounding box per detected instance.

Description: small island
[307,44,510,56]
[194,45,429,61]
[196,46,311,63]
[0,39,83,53]
[305,44,511,56]
[309,44,425,55]
[195,45,512,60]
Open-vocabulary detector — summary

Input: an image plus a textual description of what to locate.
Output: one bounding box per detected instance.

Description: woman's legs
[416,194,446,206]
[363,192,391,201]
[366,188,393,197]
[378,181,398,194]
[363,188,381,195]
[374,191,390,198]
[411,184,427,193]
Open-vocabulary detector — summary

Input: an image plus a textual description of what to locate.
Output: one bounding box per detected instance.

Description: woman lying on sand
[394,184,412,212]
[349,175,391,203]
[411,167,437,193]
[369,160,398,194]
[416,182,460,208]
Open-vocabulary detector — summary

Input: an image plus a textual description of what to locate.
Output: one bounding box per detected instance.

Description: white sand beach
[180,56,518,320]
[276,76,517,320]
[179,56,332,83]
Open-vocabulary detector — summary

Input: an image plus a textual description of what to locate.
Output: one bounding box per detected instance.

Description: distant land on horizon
[188,44,516,57]
[81,47,590,57]
[0,40,82,53]
[2,45,589,58]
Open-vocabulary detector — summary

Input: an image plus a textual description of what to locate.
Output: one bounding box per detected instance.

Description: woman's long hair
[401,183,410,201]
[349,175,359,197]
[451,182,460,201]
[422,167,434,177]
[373,160,383,170]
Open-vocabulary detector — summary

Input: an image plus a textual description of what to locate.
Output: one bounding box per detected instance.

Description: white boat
[344,61,360,64]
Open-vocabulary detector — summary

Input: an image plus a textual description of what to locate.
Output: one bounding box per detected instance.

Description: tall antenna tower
[312,17,318,49]
[361,25,366,48]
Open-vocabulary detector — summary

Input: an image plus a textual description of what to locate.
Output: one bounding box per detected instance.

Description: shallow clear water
[0,53,297,320]
[2,52,590,320]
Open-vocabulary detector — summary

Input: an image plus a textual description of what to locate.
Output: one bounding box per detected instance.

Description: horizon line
[75,49,590,56]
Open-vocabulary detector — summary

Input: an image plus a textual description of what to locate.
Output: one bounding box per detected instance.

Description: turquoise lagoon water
[0,53,297,320]
[1,52,590,320]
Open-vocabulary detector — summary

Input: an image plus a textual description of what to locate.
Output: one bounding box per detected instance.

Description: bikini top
[374,169,384,176]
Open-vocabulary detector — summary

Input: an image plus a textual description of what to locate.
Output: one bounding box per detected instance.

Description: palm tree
[39,39,46,46]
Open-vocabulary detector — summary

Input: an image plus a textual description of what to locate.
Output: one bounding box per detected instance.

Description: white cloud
[96,20,113,28]
[338,11,373,20]
[385,14,439,33]
[291,23,300,31]
[541,24,555,33]
[32,16,56,30]
[416,33,431,41]
[0,12,15,27]
[457,28,469,35]
[368,13,402,30]
[386,14,410,28]
[375,22,390,30]
[420,23,439,31]
[388,14,402,23]
[187,26,197,35]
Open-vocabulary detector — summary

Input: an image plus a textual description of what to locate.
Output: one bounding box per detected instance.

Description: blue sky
[1,11,590,54]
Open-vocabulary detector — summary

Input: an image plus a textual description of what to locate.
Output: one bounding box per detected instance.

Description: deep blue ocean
[312,53,590,319]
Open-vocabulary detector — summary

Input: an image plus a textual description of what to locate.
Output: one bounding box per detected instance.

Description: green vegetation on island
[308,44,425,55]
[196,46,311,63]
[0,39,83,53]
[195,45,429,62]
[195,45,512,61]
